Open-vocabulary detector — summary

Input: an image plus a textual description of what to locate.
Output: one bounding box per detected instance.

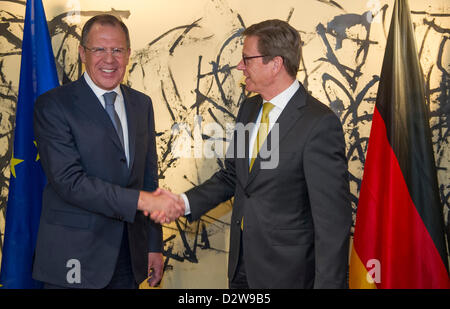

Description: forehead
[86,23,127,44]
[242,35,260,55]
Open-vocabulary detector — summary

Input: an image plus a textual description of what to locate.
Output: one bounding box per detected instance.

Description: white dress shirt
[83,72,130,166]
[247,80,300,165]
[182,80,300,215]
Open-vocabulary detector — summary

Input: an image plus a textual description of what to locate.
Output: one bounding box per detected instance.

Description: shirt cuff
[180,193,191,216]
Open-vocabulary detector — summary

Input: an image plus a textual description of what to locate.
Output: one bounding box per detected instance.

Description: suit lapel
[121,85,136,172]
[72,78,125,154]
[246,84,308,187]
[236,96,262,187]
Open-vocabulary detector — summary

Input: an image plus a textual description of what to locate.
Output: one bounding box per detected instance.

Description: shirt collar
[263,80,300,110]
[83,72,122,99]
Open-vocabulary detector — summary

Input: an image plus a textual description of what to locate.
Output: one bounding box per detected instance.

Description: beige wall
[0,0,448,288]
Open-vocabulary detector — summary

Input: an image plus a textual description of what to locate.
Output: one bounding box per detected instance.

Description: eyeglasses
[242,55,267,65]
[83,46,128,58]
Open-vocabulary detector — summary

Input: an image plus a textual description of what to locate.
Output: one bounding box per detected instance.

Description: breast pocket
[263,151,298,173]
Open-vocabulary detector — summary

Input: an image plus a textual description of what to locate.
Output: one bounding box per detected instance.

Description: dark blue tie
[103,91,124,149]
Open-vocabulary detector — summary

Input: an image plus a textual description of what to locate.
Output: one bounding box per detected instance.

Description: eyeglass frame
[242,54,284,66]
[242,55,268,66]
[82,46,128,58]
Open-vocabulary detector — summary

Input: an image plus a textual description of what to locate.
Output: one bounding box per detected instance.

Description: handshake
[137,188,186,224]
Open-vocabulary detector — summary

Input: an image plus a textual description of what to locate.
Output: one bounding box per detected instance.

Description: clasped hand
[138,188,185,224]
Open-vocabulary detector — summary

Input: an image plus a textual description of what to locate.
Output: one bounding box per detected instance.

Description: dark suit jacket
[32,76,161,288]
[186,82,352,288]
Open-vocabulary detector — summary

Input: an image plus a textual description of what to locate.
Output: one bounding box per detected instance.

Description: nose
[237,58,245,71]
[103,51,116,63]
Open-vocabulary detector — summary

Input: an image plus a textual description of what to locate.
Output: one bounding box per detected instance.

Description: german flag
[349,0,450,289]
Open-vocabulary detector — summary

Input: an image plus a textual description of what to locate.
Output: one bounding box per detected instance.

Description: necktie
[249,102,275,171]
[242,102,275,231]
[103,91,125,149]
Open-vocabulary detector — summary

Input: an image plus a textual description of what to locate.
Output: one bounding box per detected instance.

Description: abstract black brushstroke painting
[0,0,448,286]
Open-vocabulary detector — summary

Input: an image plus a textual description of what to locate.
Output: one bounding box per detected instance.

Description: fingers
[161,189,185,216]
[159,195,182,221]
[148,266,163,287]
[154,189,185,220]
[140,188,186,224]
[150,210,170,224]
[149,210,160,221]
[147,253,163,287]
[159,188,180,201]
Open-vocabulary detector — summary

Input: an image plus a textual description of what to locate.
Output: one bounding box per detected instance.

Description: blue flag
[0,0,59,289]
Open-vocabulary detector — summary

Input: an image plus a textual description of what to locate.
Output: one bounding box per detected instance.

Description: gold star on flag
[10,152,24,178]
[34,141,40,161]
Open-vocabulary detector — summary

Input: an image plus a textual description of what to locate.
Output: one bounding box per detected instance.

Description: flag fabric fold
[0,0,59,289]
[349,0,450,289]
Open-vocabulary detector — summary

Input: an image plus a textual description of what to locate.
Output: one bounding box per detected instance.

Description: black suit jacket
[186,82,352,288]
[32,76,161,288]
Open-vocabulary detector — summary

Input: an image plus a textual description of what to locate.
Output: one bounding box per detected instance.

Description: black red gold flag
[349,0,450,289]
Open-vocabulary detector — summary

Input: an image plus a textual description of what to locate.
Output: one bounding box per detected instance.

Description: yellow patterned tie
[242,102,275,230]
[249,102,275,171]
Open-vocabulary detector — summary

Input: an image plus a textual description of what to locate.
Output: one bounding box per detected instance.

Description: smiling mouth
[101,69,116,73]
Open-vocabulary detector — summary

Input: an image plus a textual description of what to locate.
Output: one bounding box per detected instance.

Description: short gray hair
[81,14,130,48]
[243,19,301,78]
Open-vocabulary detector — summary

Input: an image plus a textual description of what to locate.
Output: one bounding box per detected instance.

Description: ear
[124,47,131,65]
[272,56,284,75]
[78,45,86,64]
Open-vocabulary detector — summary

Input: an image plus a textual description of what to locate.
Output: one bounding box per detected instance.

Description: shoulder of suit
[240,94,262,109]
[302,94,343,133]
[35,79,81,110]
[120,83,151,101]
[304,91,338,118]
[244,93,262,103]
[39,78,78,97]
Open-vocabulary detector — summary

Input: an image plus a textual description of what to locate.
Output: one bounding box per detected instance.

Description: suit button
[236,220,240,225]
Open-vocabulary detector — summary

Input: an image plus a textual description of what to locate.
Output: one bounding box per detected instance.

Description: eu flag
[0,0,59,288]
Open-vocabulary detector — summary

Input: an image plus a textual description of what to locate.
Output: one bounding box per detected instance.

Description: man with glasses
[157,19,352,288]
[32,14,184,289]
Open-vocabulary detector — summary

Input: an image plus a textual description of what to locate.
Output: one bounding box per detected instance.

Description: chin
[244,84,254,93]
[98,79,121,90]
